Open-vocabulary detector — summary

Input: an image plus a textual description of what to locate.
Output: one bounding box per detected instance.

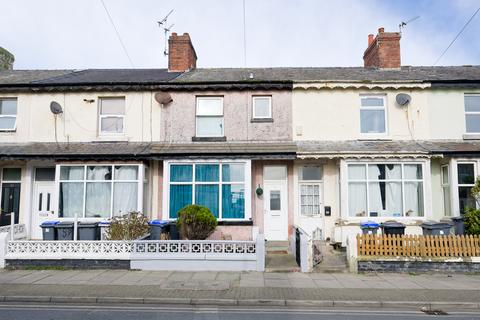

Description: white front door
[32,182,56,239]
[264,166,288,241]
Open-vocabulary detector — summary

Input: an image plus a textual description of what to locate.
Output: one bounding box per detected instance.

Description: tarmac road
[0,303,479,320]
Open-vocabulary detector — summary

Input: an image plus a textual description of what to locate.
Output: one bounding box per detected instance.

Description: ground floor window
[167,161,249,220]
[58,164,143,218]
[347,162,424,217]
[441,165,451,216]
[299,166,322,215]
[457,162,476,214]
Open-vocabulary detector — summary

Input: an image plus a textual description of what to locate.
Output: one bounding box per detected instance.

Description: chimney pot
[363,27,401,69]
[368,34,374,46]
[168,32,197,72]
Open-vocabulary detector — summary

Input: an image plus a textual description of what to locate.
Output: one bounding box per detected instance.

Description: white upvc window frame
[0,98,18,132]
[464,94,480,134]
[441,164,452,216]
[298,165,323,216]
[55,163,144,219]
[163,159,251,221]
[359,94,388,137]
[98,97,126,135]
[195,96,224,137]
[252,96,272,119]
[452,160,477,216]
[342,160,427,219]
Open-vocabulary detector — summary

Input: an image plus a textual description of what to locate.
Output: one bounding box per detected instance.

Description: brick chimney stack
[363,27,401,69]
[0,47,14,70]
[168,33,197,72]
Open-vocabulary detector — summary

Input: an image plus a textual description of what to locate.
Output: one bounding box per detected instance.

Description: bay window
[299,166,323,215]
[441,165,451,216]
[167,161,249,220]
[347,163,424,217]
[58,164,142,218]
[457,163,476,214]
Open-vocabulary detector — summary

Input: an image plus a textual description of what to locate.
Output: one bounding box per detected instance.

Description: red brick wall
[363,28,401,69]
[168,33,197,72]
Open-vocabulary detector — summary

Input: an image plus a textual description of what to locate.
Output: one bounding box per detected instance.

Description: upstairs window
[465,95,480,133]
[99,97,125,134]
[252,96,272,119]
[0,98,17,131]
[196,97,224,137]
[360,96,386,135]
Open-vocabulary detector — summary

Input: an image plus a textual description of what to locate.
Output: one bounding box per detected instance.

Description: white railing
[2,234,265,271]
[0,224,27,240]
[291,225,313,272]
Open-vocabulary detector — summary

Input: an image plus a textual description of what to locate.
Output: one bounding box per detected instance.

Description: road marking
[0,303,477,317]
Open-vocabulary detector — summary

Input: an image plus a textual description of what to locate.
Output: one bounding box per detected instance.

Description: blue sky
[0,0,479,69]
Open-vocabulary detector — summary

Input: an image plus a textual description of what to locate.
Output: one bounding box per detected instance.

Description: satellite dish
[50,101,63,114]
[154,92,173,105]
[396,93,411,107]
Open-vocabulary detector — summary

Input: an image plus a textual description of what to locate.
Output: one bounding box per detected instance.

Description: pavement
[0,270,480,310]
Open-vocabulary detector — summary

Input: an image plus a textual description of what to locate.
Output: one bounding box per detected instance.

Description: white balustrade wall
[1,233,265,271]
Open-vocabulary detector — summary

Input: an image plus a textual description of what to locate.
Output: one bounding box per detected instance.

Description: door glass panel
[38,193,43,211]
[2,168,21,181]
[264,166,287,180]
[35,168,55,181]
[47,193,51,211]
[270,190,281,210]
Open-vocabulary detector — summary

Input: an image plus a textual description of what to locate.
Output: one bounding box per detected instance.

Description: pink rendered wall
[159,90,292,142]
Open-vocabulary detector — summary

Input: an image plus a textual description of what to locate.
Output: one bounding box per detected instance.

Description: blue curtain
[195,164,219,182]
[170,165,192,182]
[195,185,219,217]
[169,185,192,218]
[222,184,245,218]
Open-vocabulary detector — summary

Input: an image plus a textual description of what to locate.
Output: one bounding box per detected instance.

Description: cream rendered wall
[430,159,443,220]
[292,89,430,141]
[428,89,480,139]
[0,92,161,143]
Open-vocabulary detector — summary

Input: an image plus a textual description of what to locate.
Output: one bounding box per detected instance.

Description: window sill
[192,136,227,142]
[463,134,480,140]
[0,130,16,134]
[217,220,253,226]
[94,135,130,142]
[250,118,273,123]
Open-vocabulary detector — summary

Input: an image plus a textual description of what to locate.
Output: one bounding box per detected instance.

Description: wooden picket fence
[357,234,480,258]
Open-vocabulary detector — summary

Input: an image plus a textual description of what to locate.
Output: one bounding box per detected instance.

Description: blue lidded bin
[149,220,170,240]
[360,221,380,235]
[40,221,59,240]
[98,220,110,240]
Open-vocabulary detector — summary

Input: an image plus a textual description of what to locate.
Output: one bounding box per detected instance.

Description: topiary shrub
[177,205,217,240]
[106,212,150,240]
[465,207,480,235]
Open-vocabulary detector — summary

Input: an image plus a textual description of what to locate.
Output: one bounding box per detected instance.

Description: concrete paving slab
[238,279,265,288]
[309,273,337,280]
[191,272,218,280]
[215,272,241,281]
[8,271,54,284]
[288,279,317,288]
[264,279,291,288]
[166,272,194,281]
[110,271,150,285]
[87,270,130,285]
[313,279,345,288]
[34,270,82,284]
[264,273,289,280]
[160,280,230,291]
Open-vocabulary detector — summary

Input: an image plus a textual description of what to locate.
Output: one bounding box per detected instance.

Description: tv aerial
[158,9,175,56]
[399,16,420,33]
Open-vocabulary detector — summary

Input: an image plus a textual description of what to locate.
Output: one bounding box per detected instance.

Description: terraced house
[0,28,479,249]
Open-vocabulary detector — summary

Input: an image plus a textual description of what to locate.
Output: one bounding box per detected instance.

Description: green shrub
[177,205,217,240]
[106,212,150,240]
[465,207,480,235]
